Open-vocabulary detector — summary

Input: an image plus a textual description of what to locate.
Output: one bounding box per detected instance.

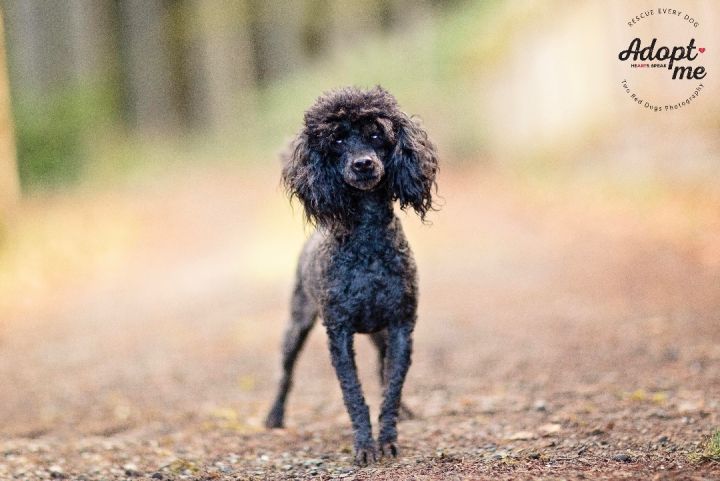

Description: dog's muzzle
[344,155,384,190]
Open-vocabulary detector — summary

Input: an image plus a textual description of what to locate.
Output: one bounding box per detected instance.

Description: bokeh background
[0,1,719,478]
[1,0,719,322]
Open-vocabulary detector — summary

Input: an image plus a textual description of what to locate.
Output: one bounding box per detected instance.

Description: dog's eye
[335,139,344,144]
[371,135,379,140]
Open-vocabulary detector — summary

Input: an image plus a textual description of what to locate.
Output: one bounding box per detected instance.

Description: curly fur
[282,86,438,226]
[265,86,438,465]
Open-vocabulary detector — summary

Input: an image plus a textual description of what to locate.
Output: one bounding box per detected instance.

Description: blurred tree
[66,0,114,85]
[385,0,434,30]
[184,0,255,132]
[3,1,42,93]
[0,7,19,214]
[116,0,180,132]
[327,0,384,51]
[248,0,304,83]
[2,0,104,190]
[301,0,332,59]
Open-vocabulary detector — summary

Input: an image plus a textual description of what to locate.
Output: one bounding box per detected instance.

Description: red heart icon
[699,47,706,53]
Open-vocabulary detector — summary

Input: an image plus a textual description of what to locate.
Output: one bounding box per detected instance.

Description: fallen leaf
[506,430,535,440]
[539,423,562,436]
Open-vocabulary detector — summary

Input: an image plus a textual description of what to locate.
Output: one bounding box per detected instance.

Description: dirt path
[1,167,719,480]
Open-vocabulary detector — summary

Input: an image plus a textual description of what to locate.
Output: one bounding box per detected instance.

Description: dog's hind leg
[265,279,317,429]
[370,330,414,420]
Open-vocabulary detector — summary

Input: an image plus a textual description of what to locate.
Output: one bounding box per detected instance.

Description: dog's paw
[264,411,284,429]
[379,440,399,458]
[354,443,378,465]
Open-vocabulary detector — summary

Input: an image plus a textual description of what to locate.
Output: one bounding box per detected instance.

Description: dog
[265,86,438,465]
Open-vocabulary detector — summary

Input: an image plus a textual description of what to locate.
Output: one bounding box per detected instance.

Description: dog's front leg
[327,326,376,465]
[378,322,413,457]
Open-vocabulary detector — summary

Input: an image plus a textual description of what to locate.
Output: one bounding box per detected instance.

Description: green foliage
[689,430,720,463]
[13,82,113,191]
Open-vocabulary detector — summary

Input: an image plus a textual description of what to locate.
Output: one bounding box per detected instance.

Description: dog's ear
[282,133,352,226]
[388,114,438,220]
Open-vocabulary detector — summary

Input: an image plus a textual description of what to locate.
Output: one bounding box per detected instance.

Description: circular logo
[618,8,707,112]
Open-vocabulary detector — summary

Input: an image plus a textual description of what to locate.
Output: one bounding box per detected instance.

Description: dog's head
[282,86,438,226]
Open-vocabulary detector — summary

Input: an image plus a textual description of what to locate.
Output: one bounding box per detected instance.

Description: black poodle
[265,86,438,465]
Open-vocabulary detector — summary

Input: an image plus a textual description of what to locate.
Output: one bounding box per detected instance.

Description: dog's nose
[352,157,374,173]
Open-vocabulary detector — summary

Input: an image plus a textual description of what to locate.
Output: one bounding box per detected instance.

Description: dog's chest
[322,234,416,332]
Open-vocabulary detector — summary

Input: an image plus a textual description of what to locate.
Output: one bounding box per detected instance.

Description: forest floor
[1,165,719,480]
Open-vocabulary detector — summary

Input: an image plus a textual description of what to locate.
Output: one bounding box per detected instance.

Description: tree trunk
[0,7,20,216]
[185,0,255,133]
[117,0,179,132]
[250,0,304,83]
